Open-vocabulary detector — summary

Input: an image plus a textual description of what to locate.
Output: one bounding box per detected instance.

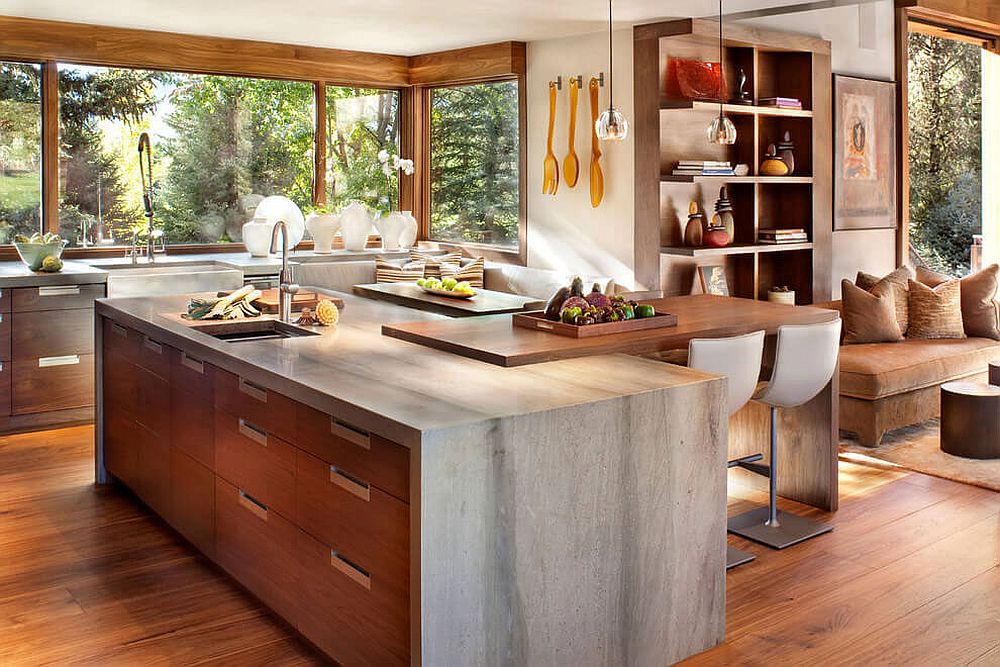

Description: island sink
[192,319,319,342]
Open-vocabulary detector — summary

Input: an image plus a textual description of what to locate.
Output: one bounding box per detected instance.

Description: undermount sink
[106,262,244,297]
[192,319,319,343]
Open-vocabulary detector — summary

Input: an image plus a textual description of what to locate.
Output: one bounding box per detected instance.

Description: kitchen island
[95,292,728,667]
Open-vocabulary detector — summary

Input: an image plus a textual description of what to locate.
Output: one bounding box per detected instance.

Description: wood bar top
[382,295,841,367]
[353,282,544,317]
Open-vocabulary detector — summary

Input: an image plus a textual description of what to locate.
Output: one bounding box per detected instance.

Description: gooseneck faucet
[137,132,157,263]
[269,220,300,323]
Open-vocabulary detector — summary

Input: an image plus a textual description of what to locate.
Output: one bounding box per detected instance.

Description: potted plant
[373,149,416,250]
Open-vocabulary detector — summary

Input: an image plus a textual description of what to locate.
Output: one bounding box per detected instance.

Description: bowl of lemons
[13,233,67,272]
[417,276,476,299]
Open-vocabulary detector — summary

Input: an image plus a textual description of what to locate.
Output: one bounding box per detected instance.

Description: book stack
[672,160,735,177]
[759,228,808,244]
[759,97,803,110]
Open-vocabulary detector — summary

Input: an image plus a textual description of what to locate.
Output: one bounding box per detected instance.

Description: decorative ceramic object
[734,163,750,177]
[242,217,274,257]
[374,211,407,251]
[254,196,305,248]
[703,225,730,248]
[777,131,796,175]
[768,286,795,305]
[305,213,341,254]
[339,201,374,251]
[733,68,752,105]
[712,186,735,244]
[683,200,704,247]
[398,210,418,249]
[760,144,790,177]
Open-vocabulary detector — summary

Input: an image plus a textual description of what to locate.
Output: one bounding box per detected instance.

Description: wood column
[41,60,59,234]
[313,82,327,206]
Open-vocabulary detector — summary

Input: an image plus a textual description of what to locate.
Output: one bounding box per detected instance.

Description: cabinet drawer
[0,361,10,416]
[170,448,215,558]
[214,369,296,444]
[0,288,11,313]
[12,283,104,312]
[134,334,170,380]
[105,410,139,485]
[215,410,296,520]
[0,313,10,362]
[297,528,409,667]
[103,335,136,421]
[134,364,170,440]
[103,319,138,366]
[215,477,302,622]
[12,353,94,415]
[298,404,410,502]
[170,350,215,468]
[296,449,408,594]
[13,308,93,359]
[131,422,171,519]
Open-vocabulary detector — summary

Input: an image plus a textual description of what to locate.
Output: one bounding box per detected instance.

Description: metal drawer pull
[330,551,371,590]
[142,337,163,354]
[110,322,127,338]
[330,417,371,450]
[238,418,268,446]
[180,353,204,374]
[38,285,80,297]
[238,490,268,521]
[39,355,80,368]
[238,377,268,402]
[329,466,370,502]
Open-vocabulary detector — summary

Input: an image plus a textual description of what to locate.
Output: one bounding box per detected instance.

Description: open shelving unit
[633,19,832,303]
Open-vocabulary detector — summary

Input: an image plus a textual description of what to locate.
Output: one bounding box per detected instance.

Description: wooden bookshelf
[633,19,832,303]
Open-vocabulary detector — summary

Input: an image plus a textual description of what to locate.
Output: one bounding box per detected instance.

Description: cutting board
[252,289,342,314]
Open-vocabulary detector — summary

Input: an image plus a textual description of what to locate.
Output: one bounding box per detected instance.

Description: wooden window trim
[894,4,1000,266]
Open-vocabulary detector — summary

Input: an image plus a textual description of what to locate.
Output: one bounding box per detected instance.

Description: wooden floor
[2,426,999,665]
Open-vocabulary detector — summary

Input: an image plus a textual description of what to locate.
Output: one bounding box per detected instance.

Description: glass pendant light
[706,0,737,145]
[596,0,628,141]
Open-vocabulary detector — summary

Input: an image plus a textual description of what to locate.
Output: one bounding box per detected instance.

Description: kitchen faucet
[269,220,300,323]
[135,132,164,263]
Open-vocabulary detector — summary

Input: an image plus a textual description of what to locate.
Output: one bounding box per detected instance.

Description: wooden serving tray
[253,289,342,314]
[512,310,678,338]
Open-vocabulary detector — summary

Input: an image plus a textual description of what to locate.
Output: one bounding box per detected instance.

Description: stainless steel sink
[192,319,319,343]
[106,263,244,297]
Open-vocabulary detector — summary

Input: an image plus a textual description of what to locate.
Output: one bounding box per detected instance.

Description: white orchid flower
[399,159,415,176]
[377,149,389,163]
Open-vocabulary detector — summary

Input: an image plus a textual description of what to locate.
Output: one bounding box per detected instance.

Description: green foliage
[0,63,42,237]
[326,87,399,211]
[908,33,982,276]
[429,81,519,248]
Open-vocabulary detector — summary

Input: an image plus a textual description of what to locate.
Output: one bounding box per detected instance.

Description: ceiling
[0,0,839,55]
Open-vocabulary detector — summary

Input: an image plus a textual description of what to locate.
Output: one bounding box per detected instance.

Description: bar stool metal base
[726,545,755,569]
[728,507,832,550]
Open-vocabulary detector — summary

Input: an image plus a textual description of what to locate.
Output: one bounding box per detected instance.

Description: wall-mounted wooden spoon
[563,77,580,188]
[589,77,604,208]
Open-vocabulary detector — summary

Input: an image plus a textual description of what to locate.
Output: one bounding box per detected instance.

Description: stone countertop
[0,260,108,287]
[95,291,715,447]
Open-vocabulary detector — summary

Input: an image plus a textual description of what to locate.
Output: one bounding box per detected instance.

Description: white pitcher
[339,201,373,252]
[374,211,407,251]
[398,210,418,249]
[306,213,341,254]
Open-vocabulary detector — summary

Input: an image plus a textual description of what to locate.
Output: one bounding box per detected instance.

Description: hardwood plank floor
[2,426,998,665]
[0,425,324,665]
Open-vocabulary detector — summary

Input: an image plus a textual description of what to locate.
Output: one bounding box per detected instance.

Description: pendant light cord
[608,0,614,108]
[718,0,724,113]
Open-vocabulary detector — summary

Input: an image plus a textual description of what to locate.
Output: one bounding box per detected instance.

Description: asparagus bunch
[187,285,263,320]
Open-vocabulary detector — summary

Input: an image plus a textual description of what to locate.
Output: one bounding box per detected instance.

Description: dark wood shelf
[661,175,813,184]
[660,99,813,118]
[660,242,814,258]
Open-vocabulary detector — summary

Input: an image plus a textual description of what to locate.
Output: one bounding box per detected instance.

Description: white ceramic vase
[398,210,418,249]
[242,217,274,257]
[306,213,341,254]
[339,201,373,252]
[374,211,407,251]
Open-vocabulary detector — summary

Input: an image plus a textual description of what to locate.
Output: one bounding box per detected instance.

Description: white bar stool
[688,330,765,569]
[727,319,842,550]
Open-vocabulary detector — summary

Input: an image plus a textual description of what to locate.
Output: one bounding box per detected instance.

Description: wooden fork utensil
[543,80,559,195]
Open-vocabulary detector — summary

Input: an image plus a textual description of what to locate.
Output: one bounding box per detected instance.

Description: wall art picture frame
[698,264,730,296]
[833,74,897,230]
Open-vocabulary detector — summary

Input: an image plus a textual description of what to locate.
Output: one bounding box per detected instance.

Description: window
[0,62,42,243]
[429,80,521,250]
[57,65,314,247]
[325,86,400,212]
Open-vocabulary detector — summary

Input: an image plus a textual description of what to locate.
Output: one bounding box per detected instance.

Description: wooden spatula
[588,77,604,208]
[543,81,559,195]
[563,77,580,188]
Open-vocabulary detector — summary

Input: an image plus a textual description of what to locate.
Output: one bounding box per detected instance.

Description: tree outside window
[0,62,42,243]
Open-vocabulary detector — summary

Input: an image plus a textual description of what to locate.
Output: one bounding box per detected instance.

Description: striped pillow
[907,279,965,339]
[375,256,425,284]
[441,256,485,288]
[410,251,462,278]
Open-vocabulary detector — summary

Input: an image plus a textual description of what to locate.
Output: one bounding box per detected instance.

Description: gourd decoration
[760,144,790,177]
[712,186,735,243]
[683,200,704,247]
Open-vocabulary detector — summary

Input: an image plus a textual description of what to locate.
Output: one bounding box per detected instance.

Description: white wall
[982,48,1000,267]
[525,29,636,288]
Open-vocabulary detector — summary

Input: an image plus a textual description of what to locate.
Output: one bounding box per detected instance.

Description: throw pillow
[907,279,966,339]
[916,264,1000,340]
[855,266,912,334]
[410,251,462,278]
[440,256,485,288]
[841,279,903,344]
[375,256,425,283]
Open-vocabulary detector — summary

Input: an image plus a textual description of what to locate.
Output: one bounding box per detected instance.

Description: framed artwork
[833,75,897,230]
[698,264,730,296]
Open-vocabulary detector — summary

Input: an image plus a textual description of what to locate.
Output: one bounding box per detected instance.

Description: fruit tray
[512,310,678,338]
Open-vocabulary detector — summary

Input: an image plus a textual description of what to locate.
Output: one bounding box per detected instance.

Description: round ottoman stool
[940,381,1000,459]
[990,361,1000,387]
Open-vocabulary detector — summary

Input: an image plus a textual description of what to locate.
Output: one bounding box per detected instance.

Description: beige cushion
[375,256,424,283]
[856,266,911,334]
[916,264,1000,340]
[842,279,903,344]
[440,256,485,288]
[907,279,965,339]
[410,251,462,279]
[839,337,1000,400]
